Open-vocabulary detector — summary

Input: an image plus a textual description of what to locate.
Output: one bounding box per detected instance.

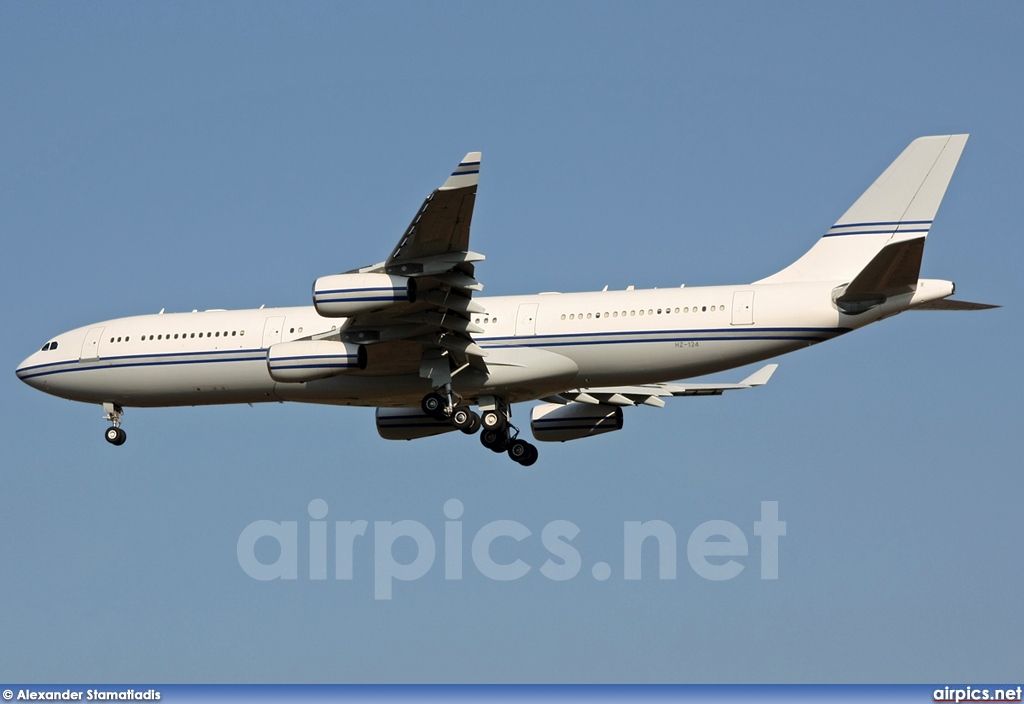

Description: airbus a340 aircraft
[17,135,995,465]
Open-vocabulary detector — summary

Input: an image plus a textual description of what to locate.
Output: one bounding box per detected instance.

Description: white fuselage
[17,279,913,411]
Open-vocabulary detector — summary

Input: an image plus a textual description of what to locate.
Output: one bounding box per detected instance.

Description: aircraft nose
[16,353,41,387]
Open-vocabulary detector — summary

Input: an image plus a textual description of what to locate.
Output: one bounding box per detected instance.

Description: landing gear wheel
[105,426,126,446]
[520,444,539,467]
[451,406,474,430]
[455,409,480,434]
[421,392,448,420]
[480,428,507,452]
[481,410,505,432]
[508,438,536,464]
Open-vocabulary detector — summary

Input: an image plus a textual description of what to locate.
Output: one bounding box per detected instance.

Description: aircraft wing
[547,364,778,407]
[335,153,489,373]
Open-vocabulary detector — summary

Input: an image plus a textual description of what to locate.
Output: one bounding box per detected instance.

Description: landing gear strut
[419,391,539,465]
[103,403,126,446]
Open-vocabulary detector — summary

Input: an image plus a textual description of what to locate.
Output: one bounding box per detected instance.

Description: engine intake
[531,403,623,442]
[267,340,366,383]
[313,273,414,317]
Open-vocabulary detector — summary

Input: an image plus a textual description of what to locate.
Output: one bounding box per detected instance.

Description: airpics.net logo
[237,499,786,600]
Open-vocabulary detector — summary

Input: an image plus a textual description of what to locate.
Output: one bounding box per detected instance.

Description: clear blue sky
[1,1,1020,683]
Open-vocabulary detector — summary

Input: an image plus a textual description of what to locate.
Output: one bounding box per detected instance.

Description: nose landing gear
[103,402,126,446]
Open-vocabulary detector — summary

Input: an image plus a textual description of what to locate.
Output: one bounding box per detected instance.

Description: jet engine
[267,340,366,383]
[313,273,415,317]
[376,407,458,440]
[530,403,624,442]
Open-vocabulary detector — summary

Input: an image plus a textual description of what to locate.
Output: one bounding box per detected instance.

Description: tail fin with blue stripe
[756,135,968,285]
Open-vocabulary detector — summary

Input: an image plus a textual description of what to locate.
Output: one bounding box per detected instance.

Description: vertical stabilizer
[756,135,968,284]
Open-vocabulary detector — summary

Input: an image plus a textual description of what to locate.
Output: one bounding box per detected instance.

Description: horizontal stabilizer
[556,364,778,406]
[834,237,925,314]
[911,299,1000,311]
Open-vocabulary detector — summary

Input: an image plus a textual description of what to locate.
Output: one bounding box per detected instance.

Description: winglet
[440,152,481,191]
[740,364,778,387]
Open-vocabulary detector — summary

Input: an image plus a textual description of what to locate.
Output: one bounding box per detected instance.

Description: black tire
[480,428,506,452]
[106,427,126,446]
[421,392,447,419]
[507,438,531,462]
[481,410,505,431]
[451,406,473,430]
[459,411,481,435]
[520,444,539,467]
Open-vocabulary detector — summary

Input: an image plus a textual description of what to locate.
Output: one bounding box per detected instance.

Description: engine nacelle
[313,273,414,317]
[376,407,458,441]
[531,403,624,442]
[267,340,366,383]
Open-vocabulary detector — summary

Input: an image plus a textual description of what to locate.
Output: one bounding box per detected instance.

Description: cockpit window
[40,341,58,351]
[50,341,58,350]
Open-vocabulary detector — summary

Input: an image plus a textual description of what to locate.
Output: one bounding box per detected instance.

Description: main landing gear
[103,402,127,446]
[420,391,538,466]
